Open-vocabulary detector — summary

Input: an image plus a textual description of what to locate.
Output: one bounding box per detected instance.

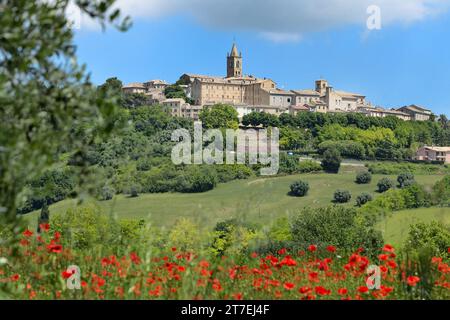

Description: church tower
[227,43,242,78]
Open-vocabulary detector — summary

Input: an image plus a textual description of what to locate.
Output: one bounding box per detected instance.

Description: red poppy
[233,293,243,300]
[299,286,312,294]
[357,286,369,293]
[315,286,331,296]
[383,244,394,253]
[47,244,63,253]
[278,248,287,255]
[447,247,450,254]
[338,288,348,295]
[407,276,420,287]
[283,282,295,290]
[130,252,141,265]
[23,229,33,237]
[326,245,336,253]
[39,223,50,232]
[10,274,20,282]
[308,245,317,253]
[62,270,74,279]
[171,247,177,252]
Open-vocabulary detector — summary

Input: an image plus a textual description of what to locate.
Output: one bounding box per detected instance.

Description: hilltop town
[122,43,433,122]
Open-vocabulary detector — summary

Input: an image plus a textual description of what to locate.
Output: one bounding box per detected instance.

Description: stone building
[397,105,432,121]
[416,146,450,163]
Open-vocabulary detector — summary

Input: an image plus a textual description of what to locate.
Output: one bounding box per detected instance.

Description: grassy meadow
[22,166,449,245]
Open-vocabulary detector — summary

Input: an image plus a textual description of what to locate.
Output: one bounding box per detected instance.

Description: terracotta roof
[335,90,365,98]
[422,146,450,152]
[291,89,321,96]
[123,82,145,89]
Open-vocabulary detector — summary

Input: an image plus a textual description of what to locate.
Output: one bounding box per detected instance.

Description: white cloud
[79,0,450,40]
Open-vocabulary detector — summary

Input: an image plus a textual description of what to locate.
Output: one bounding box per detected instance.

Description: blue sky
[73,0,450,116]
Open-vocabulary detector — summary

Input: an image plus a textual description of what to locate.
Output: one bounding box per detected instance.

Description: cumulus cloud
[78,0,450,41]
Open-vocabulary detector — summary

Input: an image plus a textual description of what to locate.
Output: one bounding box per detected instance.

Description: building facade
[416,146,450,163]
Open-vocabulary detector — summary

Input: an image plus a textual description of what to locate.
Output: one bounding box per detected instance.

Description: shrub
[404,222,450,256]
[333,190,352,203]
[290,206,383,255]
[401,184,431,209]
[377,178,394,193]
[398,172,415,188]
[356,193,373,207]
[290,181,310,197]
[321,148,342,173]
[130,186,139,198]
[432,175,450,206]
[100,186,115,201]
[297,160,322,173]
[356,172,372,184]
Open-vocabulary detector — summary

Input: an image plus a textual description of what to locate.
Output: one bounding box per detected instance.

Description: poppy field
[0,224,449,300]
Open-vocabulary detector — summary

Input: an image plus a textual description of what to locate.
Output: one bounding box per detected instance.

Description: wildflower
[357,286,369,294]
[299,286,312,294]
[315,286,331,296]
[283,282,295,290]
[212,279,222,292]
[407,276,420,287]
[308,245,317,253]
[23,229,33,237]
[10,274,20,282]
[233,293,243,300]
[326,245,336,253]
[278,248,287,256]
[383,244,394,253]
[62,269,74,279]
[39,223,50,232]
[47,243,63,253]
[130,252,141,265]
[338,288,348,295]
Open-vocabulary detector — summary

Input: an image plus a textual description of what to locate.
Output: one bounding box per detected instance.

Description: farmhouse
[415,146,450,163]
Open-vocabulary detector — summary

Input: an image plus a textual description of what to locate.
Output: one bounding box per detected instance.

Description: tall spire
[230,43,239,57]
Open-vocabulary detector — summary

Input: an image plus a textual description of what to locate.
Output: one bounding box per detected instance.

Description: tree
[290,181,310,197]
[164,85,187,99]
[321,148,342,173]
[199,104,239,129]
[356,193,373,207]
[0,1,130,226]
[377,178,394,193]
[37,202,50,233]
[438,114,448,129]
[397,172,415,188]
[356,172,372,184]
[333,190,352,203]
[98,77,123,96]
[291,206,383,255]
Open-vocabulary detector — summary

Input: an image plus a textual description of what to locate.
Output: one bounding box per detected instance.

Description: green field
[378,207,450,246]
[23,167,448,236]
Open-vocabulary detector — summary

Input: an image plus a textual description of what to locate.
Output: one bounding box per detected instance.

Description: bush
[290,181,310,197]
[318,140,365,159]
[432,175,450,206]
[356,193,373,207]
[333,190,352,203]
[397,172,415,188]
[100,186,115,201]
[377,178,394,193]
[290,206,383,255]
[401,184,431,208]
[321,148,342,174]
[404,222,450,256]
[356,172,372,184]
[130,186,139,198]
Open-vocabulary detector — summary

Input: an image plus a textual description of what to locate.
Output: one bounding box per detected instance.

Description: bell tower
[227,43,242,78]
